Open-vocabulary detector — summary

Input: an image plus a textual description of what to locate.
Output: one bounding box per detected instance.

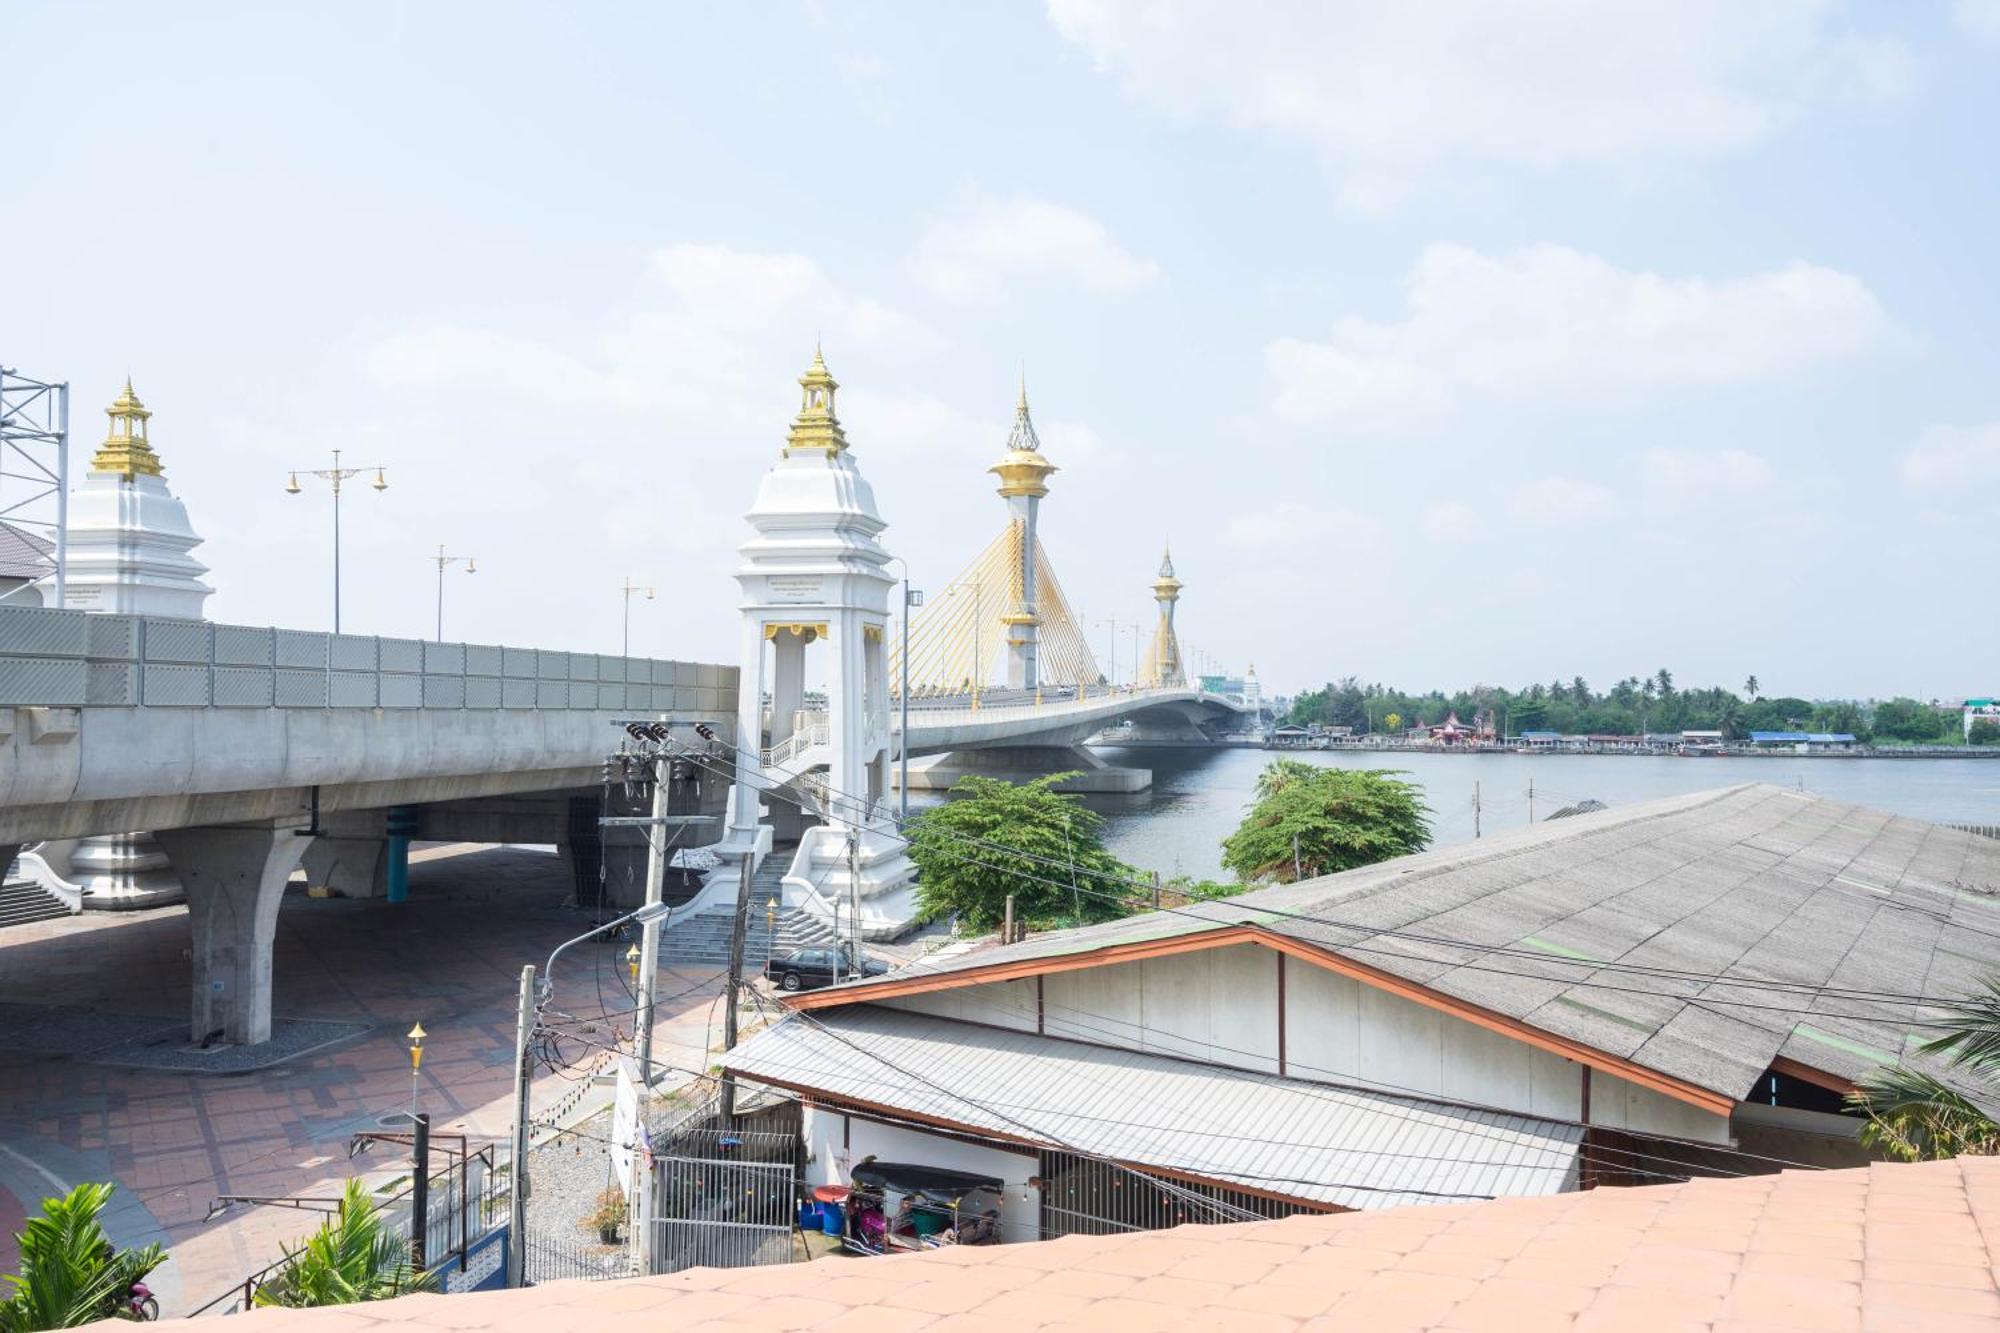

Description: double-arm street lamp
[886,555,923,823]
[430,546,475,641]
[285,449,387,634]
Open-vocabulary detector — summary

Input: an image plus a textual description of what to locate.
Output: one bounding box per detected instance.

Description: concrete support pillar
[301,836,389,898]
[156,825,311,1046]
[1,844,19,879]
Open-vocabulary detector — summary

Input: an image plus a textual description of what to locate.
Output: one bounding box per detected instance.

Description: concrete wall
[800,1105,1040,1243]
[885,942,1734,1146]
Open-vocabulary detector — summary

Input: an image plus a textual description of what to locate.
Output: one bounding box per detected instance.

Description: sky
[5,1,1997,700]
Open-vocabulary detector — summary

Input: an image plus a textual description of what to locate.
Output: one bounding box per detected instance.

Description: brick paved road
[0,845,731,1315]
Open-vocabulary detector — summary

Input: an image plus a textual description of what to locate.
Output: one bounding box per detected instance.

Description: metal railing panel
[275,669,329,707]
[0,605,89,656]
[275,629,329,669]
[379,637,424,674]
[502,646,536,678]
[84,615,137,660]
[379,675,422,708]
[502,678,536,709]
[422,676,465,708]
[214,667,275,707]
[465,643,502,676]
[140,617,210,664]
[141,663,209,706]
[424,641,466,675]
[85,662,137,705]
[464,676,501,708]
[213,625,274,667]
[330,634,378,671]
[330,671,378,707]
[0,657,86,706]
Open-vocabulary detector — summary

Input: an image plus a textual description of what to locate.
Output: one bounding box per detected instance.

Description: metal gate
[645,1127,797,1274]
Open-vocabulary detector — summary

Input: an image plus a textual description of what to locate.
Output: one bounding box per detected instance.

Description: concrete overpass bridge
[0,601,738,1044]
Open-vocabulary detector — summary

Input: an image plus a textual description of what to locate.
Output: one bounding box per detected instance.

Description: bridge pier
[896,745,1151,794]
[156,823,312,1046]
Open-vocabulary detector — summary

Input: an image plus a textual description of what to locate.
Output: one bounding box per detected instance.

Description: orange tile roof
[144,1158,2000,1332]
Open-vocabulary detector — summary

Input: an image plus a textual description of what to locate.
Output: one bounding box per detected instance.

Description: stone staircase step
[0,878,73,930]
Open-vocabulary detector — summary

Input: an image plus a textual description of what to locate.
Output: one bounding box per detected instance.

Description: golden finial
[784,347,848,455]
[1153,544,1182,600]
[91,379,164,481]
[991,372,1055,498]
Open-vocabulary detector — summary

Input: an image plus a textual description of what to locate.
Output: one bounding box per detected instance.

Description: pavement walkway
[0,845,737,1316]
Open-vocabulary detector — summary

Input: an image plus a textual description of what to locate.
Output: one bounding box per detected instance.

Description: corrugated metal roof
[0,522,52,581]
[813,785,2000,1104]
[727,1004,1582,1211]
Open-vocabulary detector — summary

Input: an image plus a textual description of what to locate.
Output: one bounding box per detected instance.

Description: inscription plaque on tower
[768,574,825,604]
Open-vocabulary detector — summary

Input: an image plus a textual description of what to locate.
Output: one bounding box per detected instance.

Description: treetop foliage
[1221,764,1431,886]
[906,773,1139,931]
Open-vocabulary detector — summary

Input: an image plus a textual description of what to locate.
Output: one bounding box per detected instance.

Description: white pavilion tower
[713,350,914,941]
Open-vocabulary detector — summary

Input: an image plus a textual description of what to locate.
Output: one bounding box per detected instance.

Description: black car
[764,946,890,992]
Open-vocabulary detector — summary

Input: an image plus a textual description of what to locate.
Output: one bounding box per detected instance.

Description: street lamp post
[1124,625,1143,690]
[620,578,656,658]
[285,449,388,634]
[887,556,922,823]
[1094,618,1119,689]
[430,546,475,641]
[407,1022,426,1120]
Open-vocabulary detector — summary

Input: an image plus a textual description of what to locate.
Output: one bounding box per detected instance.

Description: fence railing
[186,1144,509,1317]
[0,604,738,712]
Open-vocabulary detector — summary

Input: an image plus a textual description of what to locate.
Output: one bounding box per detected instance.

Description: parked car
[764,946,890,992]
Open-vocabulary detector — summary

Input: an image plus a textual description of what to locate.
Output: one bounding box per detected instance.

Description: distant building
[1964,699,2000,740]
[1748,731,1857,751]
[0,521,53,605]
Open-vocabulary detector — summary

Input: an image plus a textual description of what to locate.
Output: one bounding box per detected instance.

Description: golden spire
[91,378,165,480]
[783,347,848,456]
[1152,544,1182,601]
[990,371,1056,498]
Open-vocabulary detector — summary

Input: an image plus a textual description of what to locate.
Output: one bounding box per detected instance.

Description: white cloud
[1902,423,2000,489]
[1225,500,1383,552]
[1047,0,1907,210]
[1958,0,2000,39]
[1642,448,1777,509]
[1268,244,1899,426]
[363,243,937,440]
[911,197,1159,304]
[1510,476,1620,527]
[1419,501,1482,542]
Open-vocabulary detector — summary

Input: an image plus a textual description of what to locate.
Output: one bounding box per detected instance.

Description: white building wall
[800,1104,1041,1242]
[884,943,1732,1146]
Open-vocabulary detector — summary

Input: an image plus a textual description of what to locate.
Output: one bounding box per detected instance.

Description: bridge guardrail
[0,605,739,714]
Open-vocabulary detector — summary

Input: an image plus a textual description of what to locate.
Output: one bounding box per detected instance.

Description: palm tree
[253,1179,435,1309]
[0,1183,164,1332]
[1744,674,1761,701]
[1848,979,2000,1161]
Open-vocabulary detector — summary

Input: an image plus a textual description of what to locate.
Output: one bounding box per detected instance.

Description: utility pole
[1150,870,1162,909]
[505,964,535,1289]
[1528,779,1535,825]
[720,849,753,1124]
[1292,832,1303,882]
[1474,781,1482,839]
[1003,894,1015,946]
[847,828,862,975]
[632,754,669,1086]
[619,578,656,658]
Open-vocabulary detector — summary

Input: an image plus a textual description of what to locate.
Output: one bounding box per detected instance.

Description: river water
[1035,747,2000,883]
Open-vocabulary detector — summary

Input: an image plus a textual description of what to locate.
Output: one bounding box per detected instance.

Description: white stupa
[32,381,209,908]
[50,380,212,616]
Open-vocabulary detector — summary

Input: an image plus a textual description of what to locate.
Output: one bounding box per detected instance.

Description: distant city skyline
[6,2,1996,698]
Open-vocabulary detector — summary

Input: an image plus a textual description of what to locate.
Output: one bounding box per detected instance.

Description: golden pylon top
[784,346,849,455]
[1152,544,1182,601]
[91,378,165,480]
[989,373,1056,499]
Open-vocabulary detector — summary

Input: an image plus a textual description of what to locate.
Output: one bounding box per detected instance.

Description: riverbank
[1260,740,2000,759]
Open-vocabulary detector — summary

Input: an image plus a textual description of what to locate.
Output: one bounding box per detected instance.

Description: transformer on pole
[0,367,70,607]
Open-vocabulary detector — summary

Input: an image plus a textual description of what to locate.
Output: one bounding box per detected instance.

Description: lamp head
[373,468,388,491]
[285,472,301,494]
[466,557,476,573]
[407,1021,426,1045]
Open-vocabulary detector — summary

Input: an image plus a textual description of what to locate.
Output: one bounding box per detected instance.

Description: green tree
[254,1179,434,1309]
[1221,764,1430,886]
[1972,719,2000,746]
[1872,697,1947,743]
[1847,980,2000,1161]
[0,1183,163,1332]
[906,774,1138,931]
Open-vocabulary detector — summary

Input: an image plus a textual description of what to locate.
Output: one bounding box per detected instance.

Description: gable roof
[726,1004,1584,1210]
[796,784,2000,1106]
